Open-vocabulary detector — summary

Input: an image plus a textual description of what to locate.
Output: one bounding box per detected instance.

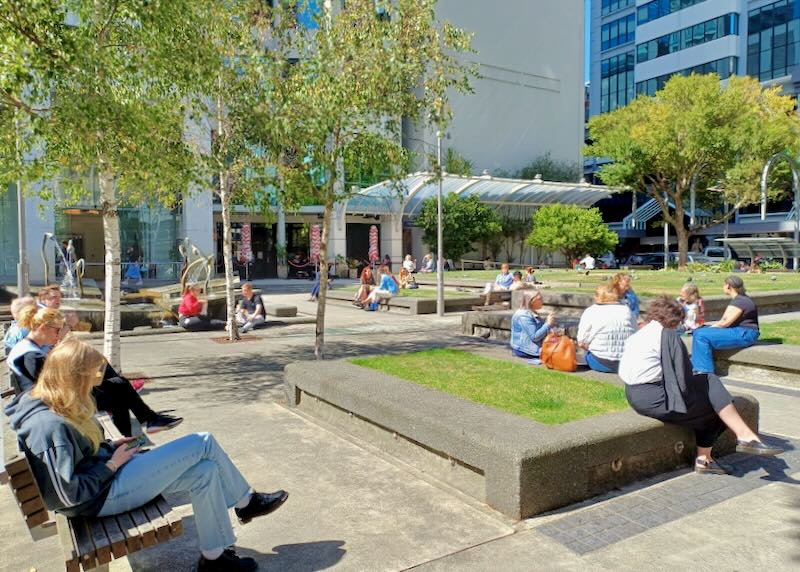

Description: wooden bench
[2,395,184,571]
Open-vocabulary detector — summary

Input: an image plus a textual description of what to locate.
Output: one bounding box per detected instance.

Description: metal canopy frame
[716,237,800,266]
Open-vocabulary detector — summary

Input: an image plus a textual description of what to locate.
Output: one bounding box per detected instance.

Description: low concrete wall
[325,290,482,315]
[284,360,758,520]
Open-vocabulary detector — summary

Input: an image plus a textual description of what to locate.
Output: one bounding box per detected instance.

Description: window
[637,0,709,25]
[601,13,635,51]
[636,57,739,96]
[602,0,634,17]
[601,51,635,112]
[747,0,800,81]
[637,13,739,63]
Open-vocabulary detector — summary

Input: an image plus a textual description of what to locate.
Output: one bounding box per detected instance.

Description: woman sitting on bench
[179,283,226,331]
[6,337,289,572]
[6,306,182,436]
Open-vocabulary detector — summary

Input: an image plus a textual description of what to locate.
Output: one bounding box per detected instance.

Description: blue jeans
[585,352,617,373]
[512,347,537,359]
[690,326,759,374]
[97,433,251,552]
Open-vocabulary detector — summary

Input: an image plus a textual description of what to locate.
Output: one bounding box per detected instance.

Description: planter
[349,268,359,279]
[277,264,289,279]
[336,262,349,278]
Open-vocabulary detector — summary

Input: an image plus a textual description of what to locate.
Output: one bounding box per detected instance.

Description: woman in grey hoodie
[6,337,288,572]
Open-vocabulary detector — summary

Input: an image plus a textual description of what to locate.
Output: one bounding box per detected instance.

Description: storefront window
[0,184,19,280]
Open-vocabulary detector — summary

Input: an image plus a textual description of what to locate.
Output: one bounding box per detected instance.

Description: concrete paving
[1,294,799,571]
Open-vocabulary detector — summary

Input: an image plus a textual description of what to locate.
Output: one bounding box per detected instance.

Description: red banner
[310,224,321,263]
[368,225,379,263]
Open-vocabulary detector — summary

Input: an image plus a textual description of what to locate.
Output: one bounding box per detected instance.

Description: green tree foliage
[417,194,502,262]
[516,153,581,182]
[344,132,412,188]
[587,74,800,268]
[528,205,618,263]
[259,0,475,357]
[0,0,219,368]
[444,147,473,177]
[500,216,531,263]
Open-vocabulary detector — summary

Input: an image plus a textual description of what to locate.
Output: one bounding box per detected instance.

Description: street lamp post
[436,130,444,317]
[15,114,29,296]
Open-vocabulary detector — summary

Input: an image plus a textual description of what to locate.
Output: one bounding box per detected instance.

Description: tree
[417,194,501,262]
[527,204,618,264]
[0,0,216,369]
[444,147,473,177]
[500,216,531,263]
[587,74,800,268]
[260,0,474,358]
[516,153,581,182]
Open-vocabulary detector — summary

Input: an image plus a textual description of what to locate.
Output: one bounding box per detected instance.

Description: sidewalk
[1,298,798,571]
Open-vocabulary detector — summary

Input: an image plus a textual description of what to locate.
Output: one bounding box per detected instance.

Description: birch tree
[0,0,216,369]
[260,0,474,358]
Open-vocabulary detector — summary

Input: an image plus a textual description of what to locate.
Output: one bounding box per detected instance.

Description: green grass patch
[436,269,800,297]
[349,348,628,424]
[759,320,800,346]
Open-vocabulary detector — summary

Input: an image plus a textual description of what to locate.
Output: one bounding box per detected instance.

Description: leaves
[528,205,619,262]
[417,194,502,262]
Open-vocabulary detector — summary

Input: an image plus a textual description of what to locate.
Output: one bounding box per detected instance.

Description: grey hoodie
[5,392,115,517]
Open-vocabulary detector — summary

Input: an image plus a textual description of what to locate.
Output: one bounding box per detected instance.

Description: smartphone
[125,435,147,450]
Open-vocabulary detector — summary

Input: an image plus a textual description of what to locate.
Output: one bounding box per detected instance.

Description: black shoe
[235,490,289,524]
[736,440,784,456]
[694,458,733,475]
[197,548,257,572]
[144,413,183,434]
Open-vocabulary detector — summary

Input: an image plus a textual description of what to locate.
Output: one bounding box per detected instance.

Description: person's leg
[512,347,536,359]
[585,352,615,373]
[181,316,204,331]
[94,377,159,434]
[691,327,759,373]
[250,315,266,329]
[98,433,251,552]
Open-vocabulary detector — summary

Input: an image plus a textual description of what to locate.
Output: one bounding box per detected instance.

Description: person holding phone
[6,337,289,572]
[510,290,555,362]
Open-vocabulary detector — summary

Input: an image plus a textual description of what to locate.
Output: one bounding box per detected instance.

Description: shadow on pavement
[239,541,347,571]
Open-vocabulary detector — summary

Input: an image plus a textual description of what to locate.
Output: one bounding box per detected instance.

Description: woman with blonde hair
[510,290,555,361]
[577,283,636,373]
[6,306,182,437]
[6,338,289,572]
[611,272,640,320]
[3,295,36,354]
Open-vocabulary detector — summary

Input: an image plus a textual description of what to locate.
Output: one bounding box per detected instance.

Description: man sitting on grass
[236,283,266,333]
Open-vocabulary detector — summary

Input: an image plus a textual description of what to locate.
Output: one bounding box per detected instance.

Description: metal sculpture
[41,233,85,298]
[178,237,214,294]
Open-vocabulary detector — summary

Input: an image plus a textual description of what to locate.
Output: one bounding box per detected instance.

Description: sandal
[694,458,732,475]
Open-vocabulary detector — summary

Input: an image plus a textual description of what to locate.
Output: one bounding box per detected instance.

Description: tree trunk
[315,197,333,359]
[99,162,121,371]
[220,181,239,341]
[672,192,690,270]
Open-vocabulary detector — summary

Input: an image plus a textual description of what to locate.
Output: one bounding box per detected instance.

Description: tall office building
[590,0,800,119]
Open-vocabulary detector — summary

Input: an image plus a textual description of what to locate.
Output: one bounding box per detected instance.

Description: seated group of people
[509,273,781,475]
[352,265,400,309]
[179,282,266,333]
[4,290,288,571]
[484,264,541,296]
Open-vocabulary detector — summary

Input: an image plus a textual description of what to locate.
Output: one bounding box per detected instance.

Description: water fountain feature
[41,233,85,298]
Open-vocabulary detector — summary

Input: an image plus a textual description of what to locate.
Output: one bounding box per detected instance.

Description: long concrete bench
[284,360,758,520]
[325,290,480,315]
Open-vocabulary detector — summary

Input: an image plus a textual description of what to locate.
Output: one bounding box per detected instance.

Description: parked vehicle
[692,246,732,264]
[597,252,618,269]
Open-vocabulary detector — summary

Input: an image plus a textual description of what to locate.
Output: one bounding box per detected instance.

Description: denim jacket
[510,309,550,357]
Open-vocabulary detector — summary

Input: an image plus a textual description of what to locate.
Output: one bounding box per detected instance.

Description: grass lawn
[349,348,628,424]
[759,320,800,345]
[431,269,800,297]
[337,285,474,298]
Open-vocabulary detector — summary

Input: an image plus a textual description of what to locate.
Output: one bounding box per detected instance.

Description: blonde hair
[681,283,700,303]
[611,272,631,295]
[37,285,62,302]
[10,296,35,319]
[17,306,65,331]
[31,337,106,453]
[595,283,620,304]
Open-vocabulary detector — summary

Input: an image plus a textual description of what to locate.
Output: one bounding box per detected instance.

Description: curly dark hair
[646,295,685,329]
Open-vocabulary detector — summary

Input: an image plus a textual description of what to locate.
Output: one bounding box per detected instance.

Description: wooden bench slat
[5,455,30,478]
[155,497,183,537]
[86,518,112,566]
[128,507,157,548]
[69,516,98,571]
[10,469,34,489]
[15,482,41,503]
[143,501,171,543]
[25,508,50,528]
[55,514,81,572]
[20,495,45,516]
[99,515,128,559]
[116,512,144,553]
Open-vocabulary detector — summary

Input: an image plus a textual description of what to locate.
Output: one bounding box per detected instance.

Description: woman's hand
[112,436,137,449]
[109,440,140,469]
[546,314,556,327]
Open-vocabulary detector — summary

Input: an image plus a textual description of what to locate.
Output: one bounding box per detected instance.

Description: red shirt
[179,292,203,317]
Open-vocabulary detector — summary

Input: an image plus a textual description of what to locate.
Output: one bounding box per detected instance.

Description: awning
[717,237,800,259]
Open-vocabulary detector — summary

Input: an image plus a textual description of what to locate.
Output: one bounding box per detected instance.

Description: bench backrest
[3,434,56,535]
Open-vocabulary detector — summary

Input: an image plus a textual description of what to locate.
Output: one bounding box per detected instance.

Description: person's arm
[577,310,592,348]
[253,296,264,318]
[529,316,551,343]
[714,304,743,328]
[35,439,118,509]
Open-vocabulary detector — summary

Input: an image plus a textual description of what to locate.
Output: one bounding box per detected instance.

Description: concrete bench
[265,304,297,318]
[2,396,184,571]
[285,360,759,520]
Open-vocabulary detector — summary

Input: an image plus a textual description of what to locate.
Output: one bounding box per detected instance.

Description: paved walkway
[1,296,798,571]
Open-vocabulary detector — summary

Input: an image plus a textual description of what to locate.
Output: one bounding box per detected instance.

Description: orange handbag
[540,331,578,372]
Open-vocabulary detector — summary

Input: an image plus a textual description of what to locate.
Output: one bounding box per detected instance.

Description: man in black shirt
[236,283,266,333]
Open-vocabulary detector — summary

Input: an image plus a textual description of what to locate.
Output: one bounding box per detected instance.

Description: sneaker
[736,440,784,456]
[197,548,257,572]
[694,458,732,475]
[235,490,289,524]
[144,414,183,434]
[130,379,146,393]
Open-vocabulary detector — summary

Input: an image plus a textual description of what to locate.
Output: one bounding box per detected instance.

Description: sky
[585,0,591,83]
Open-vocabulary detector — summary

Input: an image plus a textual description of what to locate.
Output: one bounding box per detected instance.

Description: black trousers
[92,364,157,437]
[180,315,225,331]
[625,373,733,448]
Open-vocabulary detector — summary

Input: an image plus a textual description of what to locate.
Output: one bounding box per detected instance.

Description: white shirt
[577,303,636,360]
[402,259,416,272]
[580,255,595,269]
[619,320,664,385]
